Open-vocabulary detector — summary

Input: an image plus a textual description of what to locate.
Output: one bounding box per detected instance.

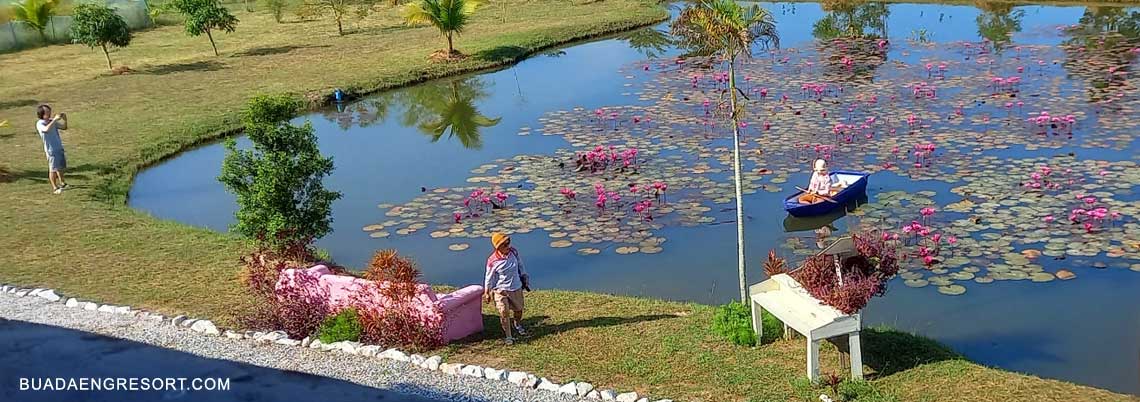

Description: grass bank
[448,291,1134,402]
[0,1,1135,401]
[0,0,668,318]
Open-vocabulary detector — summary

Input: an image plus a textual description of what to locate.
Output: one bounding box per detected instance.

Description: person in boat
[799,159,845,204]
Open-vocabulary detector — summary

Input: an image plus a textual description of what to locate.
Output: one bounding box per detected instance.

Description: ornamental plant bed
[775,228,901,315]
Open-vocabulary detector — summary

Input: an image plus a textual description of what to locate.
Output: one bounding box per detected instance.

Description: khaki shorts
[493,289,524,314]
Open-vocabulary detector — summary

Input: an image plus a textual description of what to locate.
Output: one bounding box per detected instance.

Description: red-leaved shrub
[354,250,443,351]
[764,249,787,277]
[789,229,900,314]
[238,231,335,339]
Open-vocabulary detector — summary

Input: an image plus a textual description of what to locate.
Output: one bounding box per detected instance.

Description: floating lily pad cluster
[361,31,1139,294]
[847,157,1139,296]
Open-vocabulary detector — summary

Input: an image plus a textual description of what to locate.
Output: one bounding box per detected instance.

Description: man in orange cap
[484,232,530,344]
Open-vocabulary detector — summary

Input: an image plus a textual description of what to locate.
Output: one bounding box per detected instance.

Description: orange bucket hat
[491,232,510,249]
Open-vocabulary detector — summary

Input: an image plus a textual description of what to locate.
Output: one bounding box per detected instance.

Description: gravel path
[0,291,590,402]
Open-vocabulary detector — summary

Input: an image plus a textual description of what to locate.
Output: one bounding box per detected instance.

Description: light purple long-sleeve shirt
[485,249,527,291]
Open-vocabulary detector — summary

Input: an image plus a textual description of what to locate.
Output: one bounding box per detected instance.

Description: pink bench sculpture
[276,265,484,343]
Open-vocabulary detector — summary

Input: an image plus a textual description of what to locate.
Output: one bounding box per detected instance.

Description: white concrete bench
[749,237,864,381]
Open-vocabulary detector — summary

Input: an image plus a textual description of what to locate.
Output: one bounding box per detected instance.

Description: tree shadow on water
[137,60,227,76]
[861,327,965,377]
[475,45,528,63]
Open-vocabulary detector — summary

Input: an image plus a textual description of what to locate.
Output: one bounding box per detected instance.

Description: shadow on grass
[2,163,112,184]
[475,45,528,63]
[138,60,227,76]
[458,313,676,344]
[232,44,331,57]
[862,326,964,377]
[354,24,417,36]
[0,99,39,109]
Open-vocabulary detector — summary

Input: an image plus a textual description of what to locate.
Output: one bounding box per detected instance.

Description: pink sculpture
[277,265,484,343]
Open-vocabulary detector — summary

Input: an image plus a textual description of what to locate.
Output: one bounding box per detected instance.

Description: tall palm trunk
[446,32,454,55]
[728,55,747,303]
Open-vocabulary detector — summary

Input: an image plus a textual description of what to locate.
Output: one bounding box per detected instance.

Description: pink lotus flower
[920,207,936,217]
[1043,215,1054,223]
[923,255,935,266]
[453,213,462,223]
[946,236,957,245]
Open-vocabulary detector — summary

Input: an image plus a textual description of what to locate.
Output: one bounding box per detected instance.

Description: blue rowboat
[781,193,868,233]
[783,171,870,217]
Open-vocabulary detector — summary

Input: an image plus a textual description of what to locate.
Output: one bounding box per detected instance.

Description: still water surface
[131,2,1140,394]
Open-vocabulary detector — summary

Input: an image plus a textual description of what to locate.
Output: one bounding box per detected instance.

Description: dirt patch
[428,50,468,63]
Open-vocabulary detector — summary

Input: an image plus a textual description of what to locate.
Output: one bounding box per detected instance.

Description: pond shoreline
[108,11,672,206]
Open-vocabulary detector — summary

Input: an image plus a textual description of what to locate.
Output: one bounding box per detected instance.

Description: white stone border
[0,284,673,402]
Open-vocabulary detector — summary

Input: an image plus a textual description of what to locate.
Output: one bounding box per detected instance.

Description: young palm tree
[11,0,58,43]
[402,0,480,56]
[671,0,779,303]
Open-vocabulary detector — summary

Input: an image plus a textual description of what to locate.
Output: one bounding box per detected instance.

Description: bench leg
[849,332,863,380]
[750,299,762,344]
[807,338,820,381]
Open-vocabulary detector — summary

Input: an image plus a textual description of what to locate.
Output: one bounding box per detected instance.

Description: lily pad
[937,284,967,296]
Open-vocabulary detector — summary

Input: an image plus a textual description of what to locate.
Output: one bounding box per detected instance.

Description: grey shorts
[46,151,67,172]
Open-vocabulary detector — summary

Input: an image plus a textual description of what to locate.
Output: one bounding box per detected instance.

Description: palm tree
[11,0,58,43]
[671,0,778,303]
[402,0,480,56]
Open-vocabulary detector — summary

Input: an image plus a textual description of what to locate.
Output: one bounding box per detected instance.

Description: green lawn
[0,1,1136,401]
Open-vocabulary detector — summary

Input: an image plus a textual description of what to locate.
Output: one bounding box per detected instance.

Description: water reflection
[1060,6,1140,105]
[975,1,1025,52]
[812,0,890,40]
[619,27,675,59]
[323,78,502,149]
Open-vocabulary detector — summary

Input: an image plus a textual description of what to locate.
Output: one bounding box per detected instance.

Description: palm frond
[670,0,780,61]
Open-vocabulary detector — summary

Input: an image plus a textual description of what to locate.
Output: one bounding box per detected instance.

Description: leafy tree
[402,0,480,56]
[671,0,779,303]
[69,4,132,70]
[10,0,58,43]
[261,0,289,22]
[301,0,372,35]
[219,94,342,249]
[163,0,238,56]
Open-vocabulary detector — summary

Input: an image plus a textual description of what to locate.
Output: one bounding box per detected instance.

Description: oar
[795,186,839,204]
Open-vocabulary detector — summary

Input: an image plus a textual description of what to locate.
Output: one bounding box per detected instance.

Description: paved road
[0,319,450,402]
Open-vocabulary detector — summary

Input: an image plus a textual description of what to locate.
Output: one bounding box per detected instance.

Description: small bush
[237,232,331,339]
[318,308,363,343]
[763,249,787,277]
[355,250,442,351]
[712,301,756,346]
[711,301,785,346]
